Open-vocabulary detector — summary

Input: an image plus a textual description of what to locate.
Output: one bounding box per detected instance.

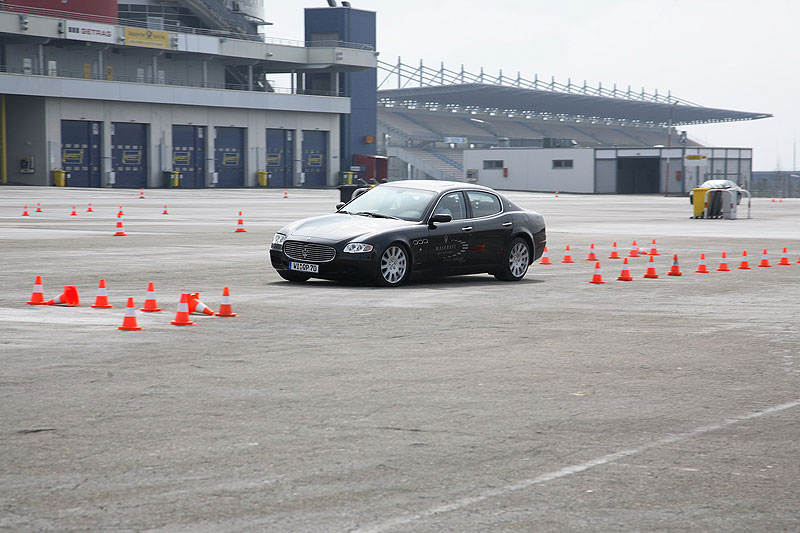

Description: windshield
[340,186,437,222]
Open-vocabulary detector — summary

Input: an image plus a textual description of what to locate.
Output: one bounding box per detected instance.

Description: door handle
[501,221,513,227]
[461,226,473,231]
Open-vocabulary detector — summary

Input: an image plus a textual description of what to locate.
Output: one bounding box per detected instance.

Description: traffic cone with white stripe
[738,251,751,270]
[616,258,633,281]
[187,293,214,316]
[643,256,659,278]
[139,188,146,199]
[561,245,574,263]
[87,202,93,213]
[757,249,772,267]
[629,240,640,257]
[118,206,124,216]
[585,243,598,261]
[70,206,78,216]
[215,287,237,317]
[283,188,289,199]
[90,279,113,309]
[667,254,683,276]
[717,252,731,271]
[234,211,247,233]
[162,205,169,215]
[539,246,552,265]
[170,293,195,326]
[46,286,81,307]
[117,298,142,331]
[21,205,31,216]
[608,241,620,259]
[647,239,660,256]
[113,214,127,237]
[778,247,791,265]
[35,203,42,213]
[589,262,605,284]
[26,275,46,305]
[695,253,710,273]
[140,282,162,312]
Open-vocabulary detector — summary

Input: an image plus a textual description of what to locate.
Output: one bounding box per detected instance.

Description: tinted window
[434,192,467,221]
[466,191,502,217]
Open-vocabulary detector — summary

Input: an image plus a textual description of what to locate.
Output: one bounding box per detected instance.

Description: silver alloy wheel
[508,241,530,278]
[380,245,408,284]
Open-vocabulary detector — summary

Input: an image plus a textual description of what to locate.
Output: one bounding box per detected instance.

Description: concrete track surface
[1,187,798,532]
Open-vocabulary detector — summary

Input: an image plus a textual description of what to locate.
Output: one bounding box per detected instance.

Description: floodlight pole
[664,101,677,196]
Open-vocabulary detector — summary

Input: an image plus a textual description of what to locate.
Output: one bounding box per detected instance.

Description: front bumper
[270,247,377,281]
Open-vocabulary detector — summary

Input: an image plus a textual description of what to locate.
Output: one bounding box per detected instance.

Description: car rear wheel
[278,271,311,283]
[377,244,409,286]
[494,237,530,281]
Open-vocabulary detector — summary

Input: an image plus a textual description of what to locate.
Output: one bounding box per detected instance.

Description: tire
[376,243,410,286]
[494,237,531,281]
[278,270,311,283]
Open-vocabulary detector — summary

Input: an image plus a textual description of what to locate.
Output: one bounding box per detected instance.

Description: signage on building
[65,20,116,44]
[123,27,170,50]
[443,136,467,144]
[684,154,709,167]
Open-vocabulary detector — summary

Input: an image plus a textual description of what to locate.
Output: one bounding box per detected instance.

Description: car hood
[280,214,414,243]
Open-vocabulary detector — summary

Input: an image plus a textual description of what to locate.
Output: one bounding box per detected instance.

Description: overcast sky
[263,0,798,171]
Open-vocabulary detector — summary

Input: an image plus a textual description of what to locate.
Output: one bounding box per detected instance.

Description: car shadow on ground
[267,275,545,290]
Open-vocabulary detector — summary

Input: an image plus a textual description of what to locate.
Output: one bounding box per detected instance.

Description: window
[483,160,504,169]
[434,192,467,220]
[466,191,502,218]
[553,159,574,169]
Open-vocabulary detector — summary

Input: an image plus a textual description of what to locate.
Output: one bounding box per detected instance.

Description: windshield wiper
[369,213,401,220]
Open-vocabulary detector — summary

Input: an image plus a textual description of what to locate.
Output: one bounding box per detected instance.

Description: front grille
[283,241,336,263]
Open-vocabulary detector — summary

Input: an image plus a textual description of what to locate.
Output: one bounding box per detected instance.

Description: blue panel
[214,127,245,187]
[302,130,327,187]
[266,128,294,187]
[61,120,101,187]
[172,125,206,188]
[111,123,148,188]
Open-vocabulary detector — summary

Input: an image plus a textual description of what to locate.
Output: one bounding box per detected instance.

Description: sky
[263,0,799,171]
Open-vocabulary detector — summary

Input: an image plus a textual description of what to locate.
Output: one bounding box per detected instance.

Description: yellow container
[257,171,269,187]
[53,169,66,187]
[691,187,710,218]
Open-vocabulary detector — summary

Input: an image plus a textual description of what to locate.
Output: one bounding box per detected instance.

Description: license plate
[289,262,319,273]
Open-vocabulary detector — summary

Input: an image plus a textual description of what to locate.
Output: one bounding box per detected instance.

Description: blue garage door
[61,120,101,187]
[215,127,245,187]
[302,130,327,187]
[266,128,294,188]
[172,125,206,188]
[112,123,148,188]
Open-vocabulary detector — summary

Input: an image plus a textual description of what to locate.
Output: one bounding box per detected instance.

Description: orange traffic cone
[589,262,605,284]
[35,202,43,213]
[87,202,93,212]
[117,298,142,331]
[539,246,552,265]
[234,211,247,233]
[757,249,771,267]
[647,239,660,256]
[140,282,162,312]
[616,258,633,281]
[643,256,659,278]
[118,206,124,216]
[113,215,127,237]
[90,279,113,309]
[162,205,169,215]
[70,206,78,216]
[46,285,81,307]
[561,245,574,263]
[608,241,620,259]
[629,240,640,257]
[215,287,237,317]
[554,190,559,198]
[695,253,710,273]
[21,205,30,216]
[139,188,146,199]
[187,293,215,316]
[26,275,46,305]
[667,254,683,276]
[738,251,751,270]
[585,243,598,261]
[716,252,731,271]
[283,188,289,199]
[777,248,791,265]
[170,293,195,326]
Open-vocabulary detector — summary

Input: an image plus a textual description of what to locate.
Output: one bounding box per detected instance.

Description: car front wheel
[494,237,531,281]
[377,244,410,286]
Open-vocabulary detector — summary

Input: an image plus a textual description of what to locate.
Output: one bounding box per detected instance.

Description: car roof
[382,180,496,194]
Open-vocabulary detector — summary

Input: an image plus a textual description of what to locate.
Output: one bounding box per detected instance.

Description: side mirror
[336,202,345,211]
[428,213,452,228]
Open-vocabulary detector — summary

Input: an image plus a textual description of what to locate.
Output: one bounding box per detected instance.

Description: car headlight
[343,242,374,253]
[272,233,287,246]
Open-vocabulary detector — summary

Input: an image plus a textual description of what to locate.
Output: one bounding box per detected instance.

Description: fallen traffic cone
[138,188,145,199]
[589,262,605,284]
[643,256,659,278]
[170,293,195,326]
[629,240,640,257]
[647,239,660,256]
[667,254,683,276]
[738,251,751,270]
[215,287,237,317]
[70,206,77,216]
[46,285,81,307]
[695,253,710,273]
[616,258,633,281]
[35,202,43,213]
[187,293,215,316]
[117,298,142,331]
[234,211,247,233]
[90,279,113,308]
[716,252,731,271]
[608,242,620,259]
[162,205,169,215]
[113,215,127,237]
[140,282,162,312]
[539,246,552,265]
[87,202,93,213]
[777,248,791,265]
[26,275,46,305]
[561,245,574,263]
[21,205,30,216]
[585,243,598,261]
[757,249,771,267]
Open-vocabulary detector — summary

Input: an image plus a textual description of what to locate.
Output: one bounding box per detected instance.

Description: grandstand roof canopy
[377,84,772,126]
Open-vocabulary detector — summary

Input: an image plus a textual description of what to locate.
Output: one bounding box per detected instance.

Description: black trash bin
[337,184,362,203]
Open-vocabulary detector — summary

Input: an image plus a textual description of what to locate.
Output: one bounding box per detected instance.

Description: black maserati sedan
[270,180,546,286]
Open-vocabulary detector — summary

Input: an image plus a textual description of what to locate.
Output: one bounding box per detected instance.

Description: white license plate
[289,262,319,273]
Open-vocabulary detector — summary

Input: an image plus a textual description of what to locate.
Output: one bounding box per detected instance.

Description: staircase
[178,0,248,34]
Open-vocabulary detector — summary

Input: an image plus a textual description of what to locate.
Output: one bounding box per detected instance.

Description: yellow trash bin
[691,187,711,218]
[53,169,67,187]
[257,171,269,187]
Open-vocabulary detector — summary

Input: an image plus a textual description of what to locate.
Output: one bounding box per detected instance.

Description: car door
[424,191,472,270]
[464,190,513,267]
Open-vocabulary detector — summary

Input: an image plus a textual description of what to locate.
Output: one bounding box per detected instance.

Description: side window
[434,192,467,221]
[466,191,502,218]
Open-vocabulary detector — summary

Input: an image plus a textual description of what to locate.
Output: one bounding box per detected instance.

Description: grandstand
[377,59,772,182]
